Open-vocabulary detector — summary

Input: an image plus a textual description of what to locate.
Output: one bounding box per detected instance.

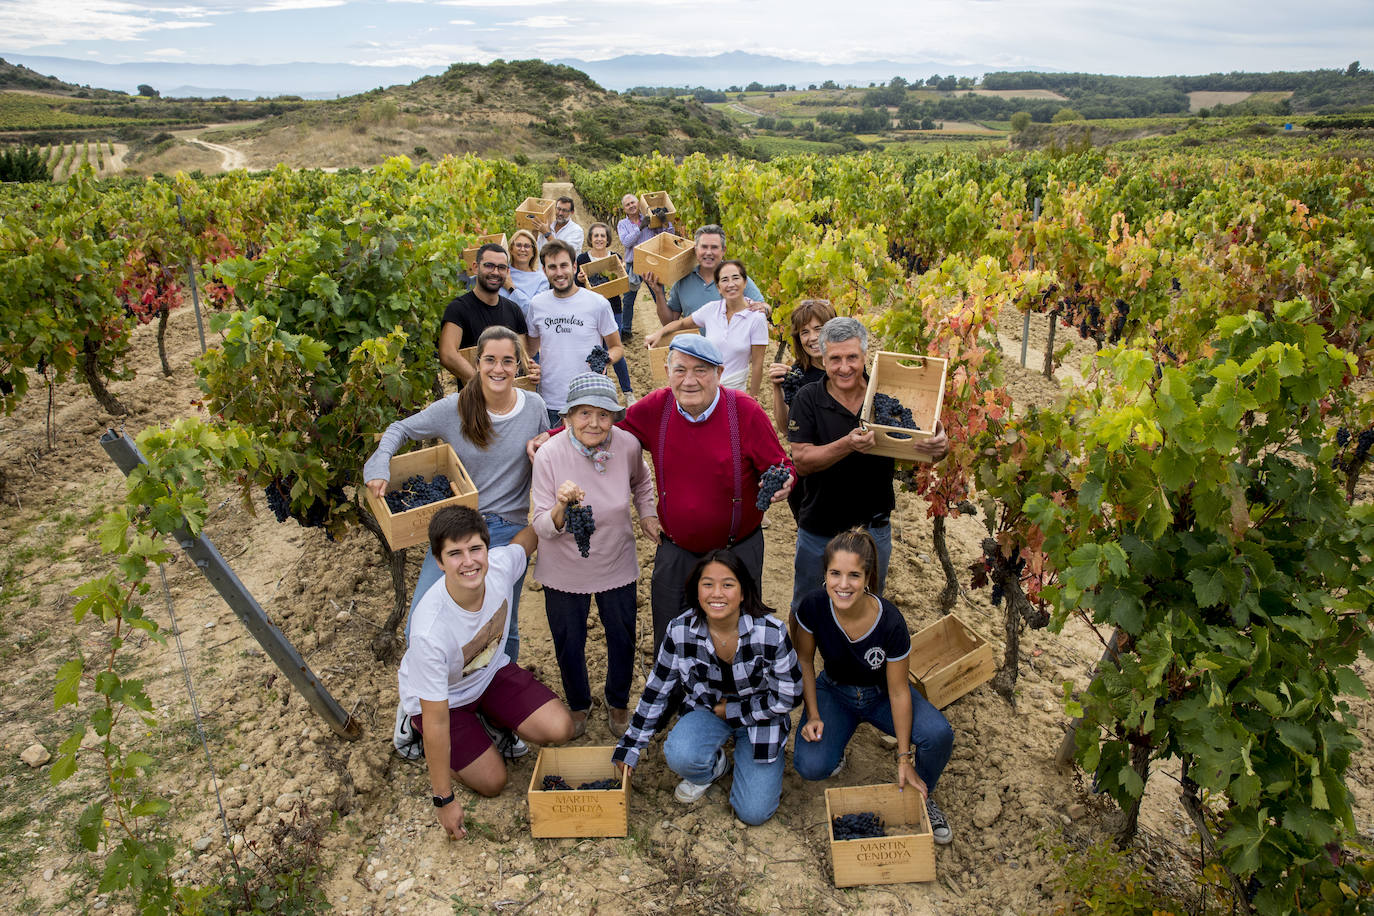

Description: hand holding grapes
[555,481,586,508]
[767,362,791,385]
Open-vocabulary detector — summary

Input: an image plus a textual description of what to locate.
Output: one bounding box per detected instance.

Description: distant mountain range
[1,52,1047,99]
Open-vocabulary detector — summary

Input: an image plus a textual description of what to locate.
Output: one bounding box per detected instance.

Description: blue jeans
[662,708,785,825]
[791,523,892,611]
[621,277,640,338]
[406,514,527,663]
[542,582,637,711]
[793,671,953,791]
[611,357,633,394]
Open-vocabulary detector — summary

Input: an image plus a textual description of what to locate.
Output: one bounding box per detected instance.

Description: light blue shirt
[668,270,764,317]
[508,267,549,318]
[675,388,722,423]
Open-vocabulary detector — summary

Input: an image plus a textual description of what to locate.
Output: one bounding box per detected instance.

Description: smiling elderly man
[527,335,794,651]
[787,317,949,611]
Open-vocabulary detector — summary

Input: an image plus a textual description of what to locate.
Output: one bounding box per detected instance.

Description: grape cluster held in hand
[565,501,596,557]
[780,366,806,405]
[586,345,610,374]
[832,812,886,840]
[755,464,791,511]
[384,474,453,513]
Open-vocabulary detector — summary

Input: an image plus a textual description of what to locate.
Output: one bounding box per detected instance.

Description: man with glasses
[439,243,539,387]
[616,193,674,342]
[535,196,585,253]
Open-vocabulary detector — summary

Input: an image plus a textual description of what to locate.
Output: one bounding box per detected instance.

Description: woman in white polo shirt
[646,260,768,400]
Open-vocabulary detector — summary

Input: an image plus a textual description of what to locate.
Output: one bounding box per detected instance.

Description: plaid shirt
[613,610,802,769]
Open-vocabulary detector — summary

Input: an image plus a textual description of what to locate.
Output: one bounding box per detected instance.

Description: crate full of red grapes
[527,746,630,838]
[860,351,948,461]
[362,444,478,551]
[825,783,935,887]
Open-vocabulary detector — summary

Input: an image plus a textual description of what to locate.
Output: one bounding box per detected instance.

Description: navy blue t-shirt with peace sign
[794,590,910,688]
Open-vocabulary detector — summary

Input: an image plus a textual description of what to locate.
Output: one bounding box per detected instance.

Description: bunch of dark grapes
[541,775,573,791]
[651,206,670,220]
[578,778,621,790]
[384,474,453,513]
[1108,299,1130,344]
[872,393,918,430]
[756,464,791,511]
[587,273,610,287]
[586,345,610,374]
[1332,426,1374,473]
[565,502,596,557]
[263,475,343,537]
[780,366,806,405]
[984,540,1025,606]
[832,812,885,840]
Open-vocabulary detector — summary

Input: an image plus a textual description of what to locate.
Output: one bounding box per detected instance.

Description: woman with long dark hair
[612,550,801,825]
[791,528,956,844]
[365,325,550,660]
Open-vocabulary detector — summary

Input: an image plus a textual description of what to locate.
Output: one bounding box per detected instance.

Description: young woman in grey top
[365,326,550,659]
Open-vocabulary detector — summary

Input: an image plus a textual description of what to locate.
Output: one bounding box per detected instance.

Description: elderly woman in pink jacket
[532,373,660,738]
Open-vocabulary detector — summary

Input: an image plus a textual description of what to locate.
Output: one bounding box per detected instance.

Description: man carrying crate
[641,224,767,326]
[787,317,948,610]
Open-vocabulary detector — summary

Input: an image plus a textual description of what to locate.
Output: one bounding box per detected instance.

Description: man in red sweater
[529,335,794,650]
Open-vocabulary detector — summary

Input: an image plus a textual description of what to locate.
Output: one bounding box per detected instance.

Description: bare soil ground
[0,182,1369,915]
[1185,91,1255,112]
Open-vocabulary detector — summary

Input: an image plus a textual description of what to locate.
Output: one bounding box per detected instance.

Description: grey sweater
[362,390,550,524]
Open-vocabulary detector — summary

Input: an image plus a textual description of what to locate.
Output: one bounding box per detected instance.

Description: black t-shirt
[575,251,622,312]
[441,290,528,350]
[785,363,826,519]
[787,378,896,536]
[795,590,910,688]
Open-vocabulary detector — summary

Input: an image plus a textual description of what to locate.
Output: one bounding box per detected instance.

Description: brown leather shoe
[608,707,631,738]
[569,709,588,740]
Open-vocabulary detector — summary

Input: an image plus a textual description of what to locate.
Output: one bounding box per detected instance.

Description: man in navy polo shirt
[642,224,766,325]
[787,317,948,610]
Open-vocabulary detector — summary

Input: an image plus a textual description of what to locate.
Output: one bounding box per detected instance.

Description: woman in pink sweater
[532,373,660,738]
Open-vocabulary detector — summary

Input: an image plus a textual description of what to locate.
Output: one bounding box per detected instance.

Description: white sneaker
[674,747,729,803]
[828,753,847,778]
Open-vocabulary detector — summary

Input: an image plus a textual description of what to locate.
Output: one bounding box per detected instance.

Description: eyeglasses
[480,356,520,370]
[479,262,510,271]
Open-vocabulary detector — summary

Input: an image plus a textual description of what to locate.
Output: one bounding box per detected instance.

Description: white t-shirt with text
[528,287,618,411]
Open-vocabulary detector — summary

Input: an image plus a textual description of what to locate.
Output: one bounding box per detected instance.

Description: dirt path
[730,102,764,120]
[171,124,251,172]
[0,241,1369,915]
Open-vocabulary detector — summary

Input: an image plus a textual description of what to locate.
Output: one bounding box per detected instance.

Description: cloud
[0,0,217,49]
[503,15,574,28]
[448,18,474,24]
[244,0,346,10]
[146,46,188,57]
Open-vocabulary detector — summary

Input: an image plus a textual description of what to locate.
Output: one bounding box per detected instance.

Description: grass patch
[749,136,848,157]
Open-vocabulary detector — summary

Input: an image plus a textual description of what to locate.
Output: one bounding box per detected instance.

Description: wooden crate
[633,232,697,288]
[638,191,676,228]
[860,351,948,462]
[527,746,631,838]
[825,783,935,887]
[515,197,555,234]
[361,443,478,551]
[907,614,996,709]
[455,345,537,391]
[648,327,701,388]
[582,254,630,299]
[461,233,508,273]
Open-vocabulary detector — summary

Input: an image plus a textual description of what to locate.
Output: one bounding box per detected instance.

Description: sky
[1,0,1371,75]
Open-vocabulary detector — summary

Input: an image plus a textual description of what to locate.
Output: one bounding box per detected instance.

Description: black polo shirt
[787,377,896,537]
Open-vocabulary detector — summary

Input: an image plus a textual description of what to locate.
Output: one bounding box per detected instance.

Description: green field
[0,93,138,130]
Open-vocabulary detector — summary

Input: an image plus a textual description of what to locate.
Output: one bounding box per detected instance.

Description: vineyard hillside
[211,59,747,169]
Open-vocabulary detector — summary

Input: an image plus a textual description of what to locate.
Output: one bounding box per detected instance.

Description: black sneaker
[926,798,953,845]
[478,713,529,760]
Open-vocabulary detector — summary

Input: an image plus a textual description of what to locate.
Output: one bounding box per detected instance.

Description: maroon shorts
[411,663,558,772]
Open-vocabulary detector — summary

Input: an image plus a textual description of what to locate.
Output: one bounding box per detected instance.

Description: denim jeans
[791,522,892,611]
[542,582,637,711]
[611,357,633,394]
[621,276,640,338]
[662,708,785,825]
[792,670,953,791]
[406,513,527,663]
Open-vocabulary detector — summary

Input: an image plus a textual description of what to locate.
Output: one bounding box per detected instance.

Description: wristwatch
[433,791,455,808]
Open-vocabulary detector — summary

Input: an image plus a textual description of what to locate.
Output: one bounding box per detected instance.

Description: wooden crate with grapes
[860,352,948,461]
